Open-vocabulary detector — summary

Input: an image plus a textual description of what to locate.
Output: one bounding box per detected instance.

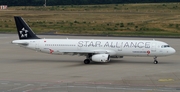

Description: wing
[58,50,115,56]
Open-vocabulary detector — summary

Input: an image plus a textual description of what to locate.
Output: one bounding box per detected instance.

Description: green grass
[1,3,180,37]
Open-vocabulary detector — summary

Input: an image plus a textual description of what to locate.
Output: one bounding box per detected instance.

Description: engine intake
[91,54,110,62]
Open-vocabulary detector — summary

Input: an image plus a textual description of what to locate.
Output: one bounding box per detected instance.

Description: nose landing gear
[153,56,158,64]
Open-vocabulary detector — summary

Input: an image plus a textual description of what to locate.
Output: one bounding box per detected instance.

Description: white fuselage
[12,39,176,57]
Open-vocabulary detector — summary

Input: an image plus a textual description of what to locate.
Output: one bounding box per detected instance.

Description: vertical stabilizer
[14,16,40,39]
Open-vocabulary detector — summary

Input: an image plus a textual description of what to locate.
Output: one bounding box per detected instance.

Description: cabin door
[151,42,156,52]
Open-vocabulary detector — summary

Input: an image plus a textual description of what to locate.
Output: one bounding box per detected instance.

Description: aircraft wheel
[153,56,158,64]
[154,60,158,64]
[84,59,90,64]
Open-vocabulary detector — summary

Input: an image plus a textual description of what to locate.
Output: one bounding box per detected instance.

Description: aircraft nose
[170,48,176,54]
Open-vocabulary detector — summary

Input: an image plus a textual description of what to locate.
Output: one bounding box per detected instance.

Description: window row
[45,44,76,47]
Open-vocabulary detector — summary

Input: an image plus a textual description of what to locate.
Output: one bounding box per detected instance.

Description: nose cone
[170,48,176,55]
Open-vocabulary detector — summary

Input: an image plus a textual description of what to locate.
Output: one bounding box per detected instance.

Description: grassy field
[0,3,180,37]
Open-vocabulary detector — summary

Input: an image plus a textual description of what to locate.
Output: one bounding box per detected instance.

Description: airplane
[12,16,176,64]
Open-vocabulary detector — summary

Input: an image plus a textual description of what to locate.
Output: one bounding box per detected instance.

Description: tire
[84,59,90,64]
[154,60,158,64]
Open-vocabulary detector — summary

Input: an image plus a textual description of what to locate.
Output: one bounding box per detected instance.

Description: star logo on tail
[20,28,28,38]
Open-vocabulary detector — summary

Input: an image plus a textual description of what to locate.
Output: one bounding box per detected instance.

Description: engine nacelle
[91,54,110,62]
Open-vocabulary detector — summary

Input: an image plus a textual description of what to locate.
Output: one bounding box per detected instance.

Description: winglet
[14,16,40,40]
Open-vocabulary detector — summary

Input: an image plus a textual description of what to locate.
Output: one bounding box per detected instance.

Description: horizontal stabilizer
[12,40,28,45]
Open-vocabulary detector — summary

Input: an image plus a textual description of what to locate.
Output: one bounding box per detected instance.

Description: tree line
[0,0,179,6]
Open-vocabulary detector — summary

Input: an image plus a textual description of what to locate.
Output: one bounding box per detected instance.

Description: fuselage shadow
[13,58,174,66]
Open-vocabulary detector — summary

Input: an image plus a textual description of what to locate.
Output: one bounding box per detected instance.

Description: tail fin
[14,16,40,40]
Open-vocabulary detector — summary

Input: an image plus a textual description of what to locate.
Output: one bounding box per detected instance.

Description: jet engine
[91,54,110,62]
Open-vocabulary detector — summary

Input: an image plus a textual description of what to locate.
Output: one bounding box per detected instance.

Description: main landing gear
[84,59,91,64]
[153,56,158,64]
[84,54,92,64]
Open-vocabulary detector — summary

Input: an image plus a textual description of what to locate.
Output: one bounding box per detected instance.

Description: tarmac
[0,34,180,92]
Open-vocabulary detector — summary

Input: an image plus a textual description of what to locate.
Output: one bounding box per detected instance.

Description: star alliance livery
[12,16,176,64]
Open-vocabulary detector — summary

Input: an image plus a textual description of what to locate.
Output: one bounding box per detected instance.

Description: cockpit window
[161,45,170,48]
